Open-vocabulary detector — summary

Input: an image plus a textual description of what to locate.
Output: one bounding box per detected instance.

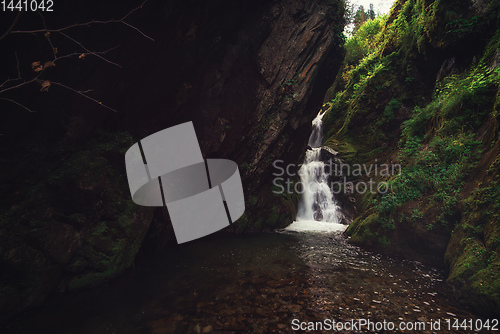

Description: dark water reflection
[3,231,480,333]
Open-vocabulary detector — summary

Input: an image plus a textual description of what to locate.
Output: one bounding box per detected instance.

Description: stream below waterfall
[3,231,480,333]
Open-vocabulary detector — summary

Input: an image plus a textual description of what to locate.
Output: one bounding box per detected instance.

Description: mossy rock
[445,188,500,316]
[346,210,393,247]
[0,131,153,320]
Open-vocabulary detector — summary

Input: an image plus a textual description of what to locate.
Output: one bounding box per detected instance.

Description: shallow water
[284,220,347,233]
[3,228,482,334]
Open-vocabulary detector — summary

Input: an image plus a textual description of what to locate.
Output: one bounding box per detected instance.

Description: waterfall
[296,112,341,224]
[308,112,324,148]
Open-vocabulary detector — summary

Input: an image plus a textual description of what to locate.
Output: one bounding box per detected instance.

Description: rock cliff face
[0,0,345,319]
[322,0,499,316]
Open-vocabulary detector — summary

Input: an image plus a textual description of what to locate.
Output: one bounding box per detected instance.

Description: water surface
[3,227,479,333]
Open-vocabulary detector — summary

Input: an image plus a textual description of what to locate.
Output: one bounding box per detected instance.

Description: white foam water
[292,111,342,231]
[284,220,347,233]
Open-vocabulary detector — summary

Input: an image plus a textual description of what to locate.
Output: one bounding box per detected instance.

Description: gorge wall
[322,0,500,316]
[0,0,345,320]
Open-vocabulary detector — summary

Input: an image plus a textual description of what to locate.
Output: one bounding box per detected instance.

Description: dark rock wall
[0,0,345,319]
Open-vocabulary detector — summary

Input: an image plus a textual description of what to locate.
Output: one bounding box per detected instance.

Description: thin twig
[0,11,22,41]
[121,20,154,41]
[48,81,117,112]
[54,46,120,62]
[37,12,58,60]
[0,97,35,112]
[11,0,154,41]
[37,11,121,66]
[0,52,23,89]
[0,76,23,89]
[15,51,21,78]
[78,88,94,94]
[0,73,42,94]
[59,31,122,67]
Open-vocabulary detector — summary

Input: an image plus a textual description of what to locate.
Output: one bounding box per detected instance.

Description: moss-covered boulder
[0,132,153,321]
[445,137,500,316]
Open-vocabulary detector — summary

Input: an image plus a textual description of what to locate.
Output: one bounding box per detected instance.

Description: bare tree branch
[36,12,58,60]
[0,1,152,114]
[0,11,22,41]
[10,0,154,42]
[120,20,154,41]
[0,52,23,89]
[48,81,118,112]
[58,31,122,67]
[0,97,35,112]
[0,73,43,94]
[15,51,21,78]
[36,10,122,66]
[54,46,120,62]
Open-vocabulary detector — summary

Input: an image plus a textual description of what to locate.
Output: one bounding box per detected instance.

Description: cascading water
[296,148,340,222]
[307,111,324,148]
[286,111,344,232]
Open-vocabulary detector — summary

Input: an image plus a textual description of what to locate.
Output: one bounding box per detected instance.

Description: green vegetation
[233,183,298,233]
[326,0,500,315]
[350,3,377,35]
[344,14,386,67]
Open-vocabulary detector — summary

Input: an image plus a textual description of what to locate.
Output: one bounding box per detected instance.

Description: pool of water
[3,227,479,333]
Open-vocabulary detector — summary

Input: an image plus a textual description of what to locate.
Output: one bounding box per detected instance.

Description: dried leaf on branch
[40,80,51,91]
[31,61,43,72]
[43,61,56,69]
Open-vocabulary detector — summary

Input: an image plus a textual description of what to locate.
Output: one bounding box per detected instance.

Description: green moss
[346,209,394,247]
[323,137,358,163]
[248,196,258,207]
[68,269,118,290]
[267,207,279,225]
[232,212,251,232]
[448,239,488,281]
[376,98,402,127]
[445,156,500,315]
[322,0,500,316]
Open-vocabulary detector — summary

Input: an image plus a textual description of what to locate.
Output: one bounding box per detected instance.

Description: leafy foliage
[344,15,387,67]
